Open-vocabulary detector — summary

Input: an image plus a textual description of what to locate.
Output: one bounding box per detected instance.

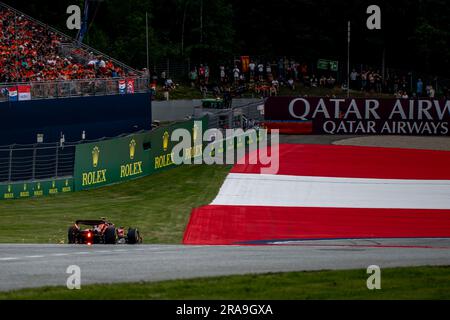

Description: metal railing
[0,77,150,102]
[206,100,265,131]
[0,143,76,182]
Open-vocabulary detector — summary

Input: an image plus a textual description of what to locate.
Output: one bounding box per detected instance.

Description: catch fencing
[0,77,149,102]
[0,143,76,183]
[206,100,265,131]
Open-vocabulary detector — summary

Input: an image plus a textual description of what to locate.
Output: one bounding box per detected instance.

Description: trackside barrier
[73,117,208,192]
[1,115,268,199]
[0,177,73,200]
[264,97,450,136]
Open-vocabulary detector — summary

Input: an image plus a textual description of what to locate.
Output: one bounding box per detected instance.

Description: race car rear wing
[75,220,108,226]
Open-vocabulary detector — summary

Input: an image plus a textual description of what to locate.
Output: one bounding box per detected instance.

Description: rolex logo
[8,185,11,193]
[52,181,56,188]
[129,139,136,160]
[37,183,41,190]
[163,132,170,152]
[65,180,69,187]
[23,184,27,191]
[92,146,100,167]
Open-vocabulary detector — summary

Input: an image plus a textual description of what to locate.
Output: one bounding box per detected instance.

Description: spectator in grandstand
[368,72,376,92]
[400,76,408,92]
[199,81,208,98]
[239,73,246,85]
[219,65,226,84]
[287,78,295,90]
[319,75,327,88]
[374,70,382,93]
[266,63,272,77]
[303,74,310,87]
[277,58,285,78]
[204,64,210,84]
[198,64,206,81]
[426,84,432,97]
[443,87,449,100]
[249,61,256,79]
[163,86,170,100]
[160,71,167,85]
[164,78,175,90]
[361,71,368,91]
[416,78,423,97]
[401,91,409,99]
[310,75,318,87]
[350,69,358,90]
[429,86,436,98]
[189,68,198,87]
[257,63,264,81]
[0,7,125,83]
[271,78,280,93]
[327,75,336,88]
[232,65,240,84]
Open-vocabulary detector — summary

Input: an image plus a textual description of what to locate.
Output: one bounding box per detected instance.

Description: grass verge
[0,165,231,244]
[1,266,449,300]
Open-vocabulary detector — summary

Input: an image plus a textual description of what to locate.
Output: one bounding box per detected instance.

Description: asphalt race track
[1,239,450,291]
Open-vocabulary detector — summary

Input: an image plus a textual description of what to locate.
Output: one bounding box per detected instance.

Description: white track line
[0,248,145,262]
[212,173,450,209]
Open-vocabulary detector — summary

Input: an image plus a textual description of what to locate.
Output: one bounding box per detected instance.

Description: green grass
[1,266,449,300]
[0,165,231,244]
[152,83,393,101]
[277,85,393,99]
[154,84,203,100]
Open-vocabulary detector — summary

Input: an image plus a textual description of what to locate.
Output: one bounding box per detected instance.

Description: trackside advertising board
[203,128,268,162]
[264,97,450,135]
[0,178,73,200]
[1,118,208,199]
[74,117,208,191]
[149,117,208,175]
[74,133,150,191]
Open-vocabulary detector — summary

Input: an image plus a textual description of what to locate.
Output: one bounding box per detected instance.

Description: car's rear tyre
[104,226,116,244]
[67,226,77,244]
[127,228,141,244]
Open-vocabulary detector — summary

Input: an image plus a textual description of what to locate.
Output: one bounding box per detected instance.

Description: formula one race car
[68,219,142,245]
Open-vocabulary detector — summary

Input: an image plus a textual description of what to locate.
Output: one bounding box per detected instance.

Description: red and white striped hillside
[183,144,450,245]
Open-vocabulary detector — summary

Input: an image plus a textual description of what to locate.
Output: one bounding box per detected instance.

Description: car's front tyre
[127,228,141,244]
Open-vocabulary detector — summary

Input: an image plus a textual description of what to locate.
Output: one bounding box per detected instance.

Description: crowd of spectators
[183,57,448,100]
[349,69,444,99]
[185,58,337,98]
[0,7,125,84]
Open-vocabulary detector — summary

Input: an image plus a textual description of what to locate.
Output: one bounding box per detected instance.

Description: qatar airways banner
[264,97,450,135]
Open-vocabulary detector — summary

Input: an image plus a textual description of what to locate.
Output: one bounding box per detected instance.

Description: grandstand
[0,2,152,184]
[0,1,148,101]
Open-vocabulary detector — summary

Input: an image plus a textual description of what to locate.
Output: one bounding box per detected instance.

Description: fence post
[32,146,36,180]
[8,147,12,182]
[55,143,59,178]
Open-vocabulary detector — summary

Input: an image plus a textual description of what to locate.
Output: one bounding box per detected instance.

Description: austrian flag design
[184,144,450,245]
